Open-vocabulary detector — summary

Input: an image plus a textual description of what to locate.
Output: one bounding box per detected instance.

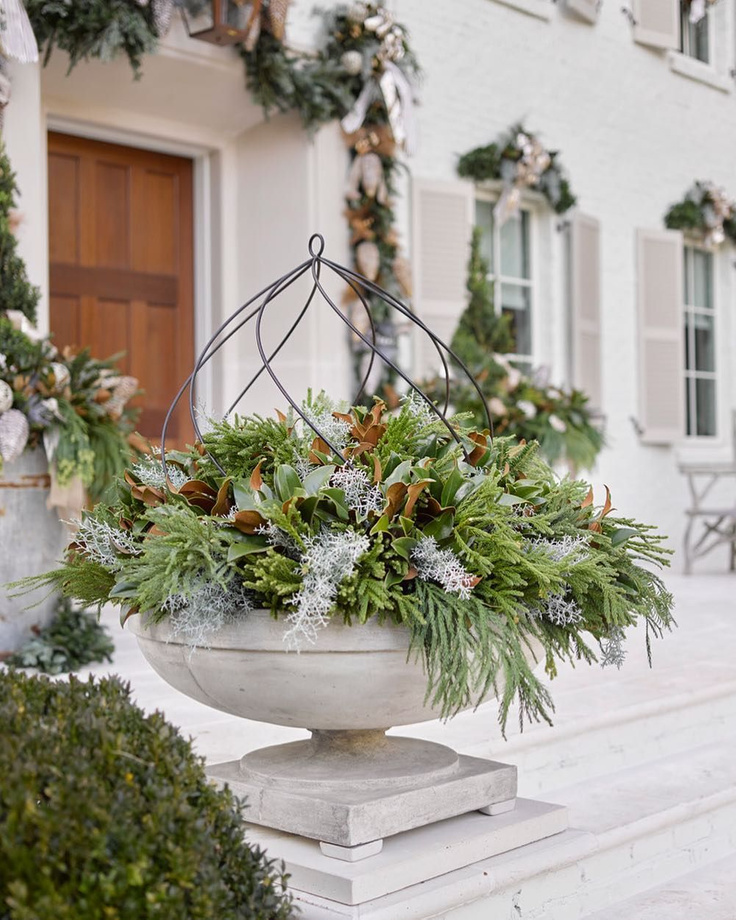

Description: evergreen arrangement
[24,393,673,733]
[23,0,160,74]
[5,596,114,674]
[423,229,603,472]
[0,144,39,323]
[0,669,294,918]
[0,314,140,500]
[458,123,576,216]
[664,180,736,247]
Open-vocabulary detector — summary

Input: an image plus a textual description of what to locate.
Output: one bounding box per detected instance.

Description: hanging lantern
[181,0,253,46]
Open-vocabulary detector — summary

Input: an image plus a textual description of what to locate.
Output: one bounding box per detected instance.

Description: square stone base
[209,754,518,848]
[245,798,568,907]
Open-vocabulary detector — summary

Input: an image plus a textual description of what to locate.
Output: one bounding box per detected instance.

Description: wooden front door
[47,132,194,446]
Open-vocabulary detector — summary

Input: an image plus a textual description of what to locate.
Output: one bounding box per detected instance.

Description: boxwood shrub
[0,670,293,920]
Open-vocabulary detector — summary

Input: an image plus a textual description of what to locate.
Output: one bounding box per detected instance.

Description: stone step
[581,854,736,919]
[288,740,736,918]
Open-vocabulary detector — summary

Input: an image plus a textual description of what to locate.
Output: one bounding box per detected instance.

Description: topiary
[0,144,41,324]
[0,670,294,920]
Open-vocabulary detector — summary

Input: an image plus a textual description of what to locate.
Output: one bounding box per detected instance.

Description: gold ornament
[392,255,412,297]
[355,240,380,281]
[267,0,290,40]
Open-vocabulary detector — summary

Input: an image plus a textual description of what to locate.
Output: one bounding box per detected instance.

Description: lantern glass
[182,0,251,45]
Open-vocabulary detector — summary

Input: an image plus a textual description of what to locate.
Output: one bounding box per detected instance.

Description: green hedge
[0,670,294,920]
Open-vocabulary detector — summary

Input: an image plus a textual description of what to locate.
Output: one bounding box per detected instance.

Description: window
[683,246,717,437]
[475,199,533,371]
[680,1,710,63]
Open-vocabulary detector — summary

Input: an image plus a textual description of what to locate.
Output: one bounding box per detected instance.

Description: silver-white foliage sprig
[330,465,384,518]
[74,519,142,570]
[528,535,589,564]
[132,456,188,490]
[600,627,627,670]
[164,577,253,649]
[412,535,476,600]
[284,528,369,650]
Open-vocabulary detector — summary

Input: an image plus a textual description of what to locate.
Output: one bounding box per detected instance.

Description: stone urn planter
[129,609,545,860]
[0,450,67,655]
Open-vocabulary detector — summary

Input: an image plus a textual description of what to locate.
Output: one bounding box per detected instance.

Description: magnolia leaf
[391,536,418,560]
[422,509,454,541]
[232,509,266,534]
[371,453,383,484]
[212,478,233,517]
[384,459,412,487]
[227,536,270,560]
[384,481,408,518]
[370,514,391,534]
[250,460,264,492]
[274,464,302,501]
[404,480,432,518]
[610,527,639,547]
[302,465,335,495]
[581,487,594,509]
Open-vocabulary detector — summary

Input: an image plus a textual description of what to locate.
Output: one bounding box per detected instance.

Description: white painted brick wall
[391,0,736,571]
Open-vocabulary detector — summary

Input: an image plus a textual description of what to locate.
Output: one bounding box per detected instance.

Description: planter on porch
[0,450,66,654]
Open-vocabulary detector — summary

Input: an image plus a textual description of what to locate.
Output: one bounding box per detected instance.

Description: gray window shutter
[636,228,685,444]
[566,0,599,23]
[570,213,602,410]
[411,179,474,377]
[632,0,680,49]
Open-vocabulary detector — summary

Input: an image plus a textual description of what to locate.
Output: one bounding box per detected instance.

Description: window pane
[692,249,713,309]
[683,247,692,306]
[692,16,709,63]
[695,378,717,436]
[501,283,532,356]
[692,312,715,372]
[685,377,693,437]
[684,313,692,369]
[475,200,494,272]
[500,210,530,279]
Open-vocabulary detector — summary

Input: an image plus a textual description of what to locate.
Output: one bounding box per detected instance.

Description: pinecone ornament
[267,0,290,40]
[0,408,29,463]
[0,379,13,414]
[392,255,412,297]
[49,362,71,392]
[152,0,175,37]
[355,240,380,281]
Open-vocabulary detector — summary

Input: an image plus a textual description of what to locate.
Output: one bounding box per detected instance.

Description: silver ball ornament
[341,50,364,76]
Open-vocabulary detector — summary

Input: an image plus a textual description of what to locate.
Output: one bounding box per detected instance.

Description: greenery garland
[0,143,39,324]
[23,0,161,74]
[458,123,576,216]
[664,181,736,247]
[21,393,673,733]
[422,229,603,472]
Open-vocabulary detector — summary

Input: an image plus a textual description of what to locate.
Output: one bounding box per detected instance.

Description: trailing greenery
[457,123,576,215]
[423,229,603,471]
[24,0,160,75]
[0,669,294,919]
[5,596,114,674]
[21,393,674,733]
[0,143,40,323]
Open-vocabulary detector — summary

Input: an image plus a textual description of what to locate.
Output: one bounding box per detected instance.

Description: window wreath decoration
[664,181,736,248]
[457,124,576,225]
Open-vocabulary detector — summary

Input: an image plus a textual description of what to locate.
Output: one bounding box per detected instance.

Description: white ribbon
[0,0,39,64]
[689,0,706,23]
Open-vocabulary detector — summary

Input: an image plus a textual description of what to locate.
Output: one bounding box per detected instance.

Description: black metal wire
[160,233,493,483]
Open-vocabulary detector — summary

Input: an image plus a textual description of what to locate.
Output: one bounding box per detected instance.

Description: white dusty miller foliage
[412,535,476,599]
[132,456,188,490]
[284,528,369,650]
[301,398,352,452]
[330,465,384,517]
[257,521,300,559]
[75,519,141,570]
[403,389,435,425]
[600,627,627,670]
[528,535,588,564]
[540,593,584,627]
[164,578,253,649]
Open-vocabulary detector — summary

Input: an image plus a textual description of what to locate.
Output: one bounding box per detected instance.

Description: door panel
[47,132,194,446]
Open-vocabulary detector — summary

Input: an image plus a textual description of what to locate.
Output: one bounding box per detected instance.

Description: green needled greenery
[19,394,674,735]
[0,145,40,324]
[423,228,604,472]
[0,670,294,918]
[6,597,114,675]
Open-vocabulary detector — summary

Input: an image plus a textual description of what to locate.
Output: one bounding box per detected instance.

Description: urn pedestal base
[207,728,521,859]
[243,797,569,910]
